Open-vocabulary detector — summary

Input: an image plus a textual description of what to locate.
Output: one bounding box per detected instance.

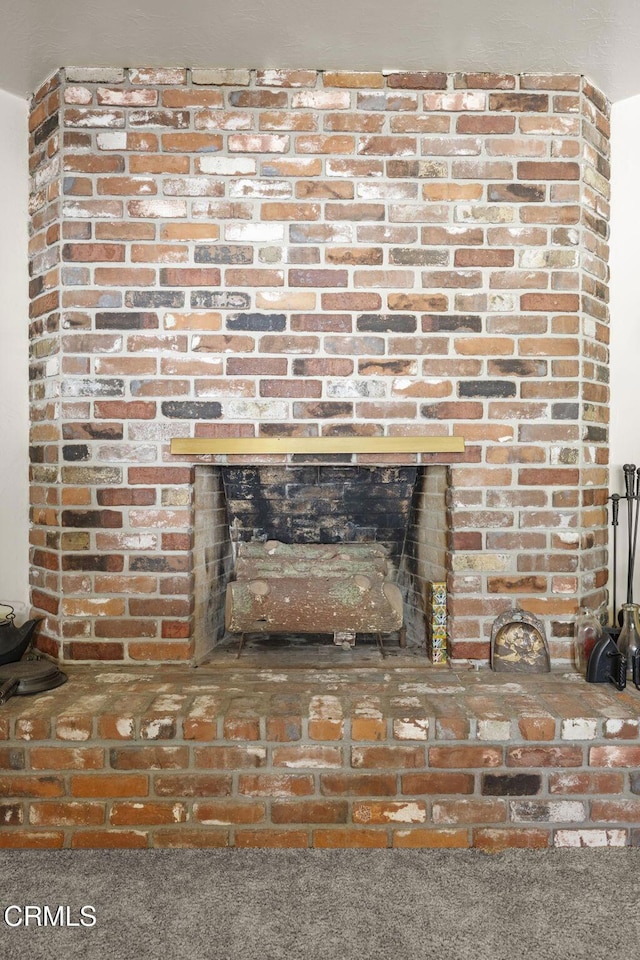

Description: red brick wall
[27,68,610,663]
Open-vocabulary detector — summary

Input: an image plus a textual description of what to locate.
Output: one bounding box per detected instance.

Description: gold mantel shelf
[170,437,465,456]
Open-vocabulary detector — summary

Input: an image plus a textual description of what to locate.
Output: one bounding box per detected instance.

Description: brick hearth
[2,663,639,849]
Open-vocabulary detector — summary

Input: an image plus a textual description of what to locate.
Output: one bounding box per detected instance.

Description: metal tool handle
[0,678,19,705]
[624,464,637,499]
[610,493,621,526]
[608,651,627,691]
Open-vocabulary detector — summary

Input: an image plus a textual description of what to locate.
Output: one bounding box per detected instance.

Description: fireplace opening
[192,464,449,664]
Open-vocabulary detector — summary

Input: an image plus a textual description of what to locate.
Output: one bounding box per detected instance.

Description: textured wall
[609,94,640,617]
[0,89,29,606]
[27,68,610,663]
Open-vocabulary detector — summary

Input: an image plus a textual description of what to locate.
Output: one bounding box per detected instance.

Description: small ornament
[490,608,550,673]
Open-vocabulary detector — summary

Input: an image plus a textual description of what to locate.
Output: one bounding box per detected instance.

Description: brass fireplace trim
[170,436,466,456]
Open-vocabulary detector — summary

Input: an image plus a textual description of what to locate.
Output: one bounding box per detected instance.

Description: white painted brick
[487,293,517,312]
[227,400,289,420]
[377,802,426,823]
[65,67,125,83]
[604,718,639,736]
[477,719,511,741]
[64,86,93,104]
[225,223,284,242]
[510,800,586,823]
[561,718,598,740]
[229,179,292,198]
[96,131,127,150]
[192,68,251,86]
[197,157,257,176]
[554,829,627,848]
[309,695,343,720]
[393,719,429,740]
[326,380,386,399]
[129,68,185,85]
[292,91,351,110]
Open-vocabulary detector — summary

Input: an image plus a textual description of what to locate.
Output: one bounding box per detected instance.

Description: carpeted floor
[0,849,638,959]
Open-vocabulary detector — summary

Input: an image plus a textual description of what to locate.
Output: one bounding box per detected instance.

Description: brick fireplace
[27,67,610,665]
[12,64,640,856]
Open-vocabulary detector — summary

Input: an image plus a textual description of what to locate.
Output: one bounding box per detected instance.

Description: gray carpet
[0,849,638,959]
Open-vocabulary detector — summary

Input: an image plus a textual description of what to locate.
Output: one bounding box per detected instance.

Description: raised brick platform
[1,661,639,849]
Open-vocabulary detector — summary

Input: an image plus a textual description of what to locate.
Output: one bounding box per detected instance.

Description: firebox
[192,464,449,662]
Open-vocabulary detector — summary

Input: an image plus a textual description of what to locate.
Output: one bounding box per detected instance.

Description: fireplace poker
[631,471,640,605]
[623,464,637,604]
[610,493,621,626]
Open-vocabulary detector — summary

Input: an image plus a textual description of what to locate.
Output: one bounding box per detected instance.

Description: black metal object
[586,635,640,692]
[623,463,637,605]
[586,635,620,685]
[0,618,43,666]
[608,465,640,626]
[0,659,67,706]
[632,472,640,600]
[610,493,621,623]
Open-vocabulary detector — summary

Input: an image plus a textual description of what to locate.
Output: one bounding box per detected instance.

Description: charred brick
[482,773,542,796]
[34,113,59,146]
[161,401,222,419]
[62,423,124,440]
[585,426,608,443]
[222,465,417,557]
[125,291,185,309]
[459,380,516,398]
[61,510,122,528]
[29,276,44,299]
[62,555,125,572]
[356,314,417,333]
[226,313,286,332]
[552,403,579,420]
[488,184,546,202]
[96,312,158,330]
[488,359,547,377]
[422,315,482,333]
[62,444,90,461]
[0,748,25,771]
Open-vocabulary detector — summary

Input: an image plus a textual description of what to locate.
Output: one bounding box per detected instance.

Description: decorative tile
[426,580,448,664]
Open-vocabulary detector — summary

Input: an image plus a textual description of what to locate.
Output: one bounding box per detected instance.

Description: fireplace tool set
[583,463,640,691]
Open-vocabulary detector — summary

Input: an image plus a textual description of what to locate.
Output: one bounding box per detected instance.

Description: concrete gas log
[225,541,403,636]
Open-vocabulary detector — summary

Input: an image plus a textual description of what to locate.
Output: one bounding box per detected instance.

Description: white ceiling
[2,0,640,103]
